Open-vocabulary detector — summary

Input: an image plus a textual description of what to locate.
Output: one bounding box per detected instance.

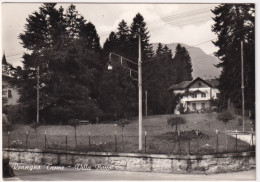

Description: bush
[3,105,21,124]
[217,111,234,125]
[177,103,185,114]
[10,140,23,148]
[3,123,13,132]
[159,130,209,142]
[67,119,80,126]
[167,116,186,131]
[30,122,41,131]
[199,144,215,154]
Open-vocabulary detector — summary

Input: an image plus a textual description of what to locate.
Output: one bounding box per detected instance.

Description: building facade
[168,77,219,114]
[2,64,19,106]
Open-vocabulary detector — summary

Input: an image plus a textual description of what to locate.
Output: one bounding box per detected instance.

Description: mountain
[152,43,220,79]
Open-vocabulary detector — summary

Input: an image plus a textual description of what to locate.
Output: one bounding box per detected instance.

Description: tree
[217,111,234,150]
[99,20,138,120]
[167,116,186,132]
[212,4,255,116]
[103,32,118,54]
[2,53,7,65]
[98,57,137,120]
[79,22,101,52]
[173,44,193,84]
[17,3,102,124]
[143,44,175,114]
[129,13,154,62]
[64,4,82,40]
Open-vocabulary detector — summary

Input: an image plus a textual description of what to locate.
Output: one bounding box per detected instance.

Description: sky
[2,3,219,67]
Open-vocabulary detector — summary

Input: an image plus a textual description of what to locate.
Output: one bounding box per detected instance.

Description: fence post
[65,132,67,159]
[177,130,180,153]
[235,134,238,152]
[196,130,199,153]
[65,132,68,150]
[88,132,91,151]
[115,131,117,152]
[188,139,190,155]
[216,130,219,153]
[44,131,47,149]
[8,131,10,148]
[144,131,147,153]
[26,131,28,149]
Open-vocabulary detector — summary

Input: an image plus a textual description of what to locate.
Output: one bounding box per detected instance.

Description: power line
[186,27,249,50]
[98,6,215,38]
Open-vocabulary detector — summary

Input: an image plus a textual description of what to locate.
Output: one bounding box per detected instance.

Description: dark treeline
[9,3,193,124]
[212,4,255,118]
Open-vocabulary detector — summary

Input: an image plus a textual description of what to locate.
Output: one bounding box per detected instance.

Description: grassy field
[3,113,254,154]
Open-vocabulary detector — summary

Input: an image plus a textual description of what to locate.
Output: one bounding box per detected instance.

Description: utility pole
[37,64,40,123]
[241,41,245,133]
[145,90,148,117]
[138,29,143,151]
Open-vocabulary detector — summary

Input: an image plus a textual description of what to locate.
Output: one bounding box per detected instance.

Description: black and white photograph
[1,1,256,181]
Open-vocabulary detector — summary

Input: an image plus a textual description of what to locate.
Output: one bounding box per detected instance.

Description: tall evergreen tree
[173,44,193,84]
[2,53,7,65]
[144,44,176,114]
[129,13,154,63]
[212,4,255,116]
[99,21,137,119]
[79,22,101,52]
[17,3,102,124]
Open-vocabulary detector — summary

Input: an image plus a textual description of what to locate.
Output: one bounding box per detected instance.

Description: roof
[168,77,219,90]
[204,79,219,88]
[168,80,192,90]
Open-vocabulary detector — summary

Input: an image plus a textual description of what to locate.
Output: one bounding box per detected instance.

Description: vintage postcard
[2,2,256,181]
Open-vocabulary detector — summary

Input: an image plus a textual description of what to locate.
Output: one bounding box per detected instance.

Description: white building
[168,77,219,114]
[2,64,19,106]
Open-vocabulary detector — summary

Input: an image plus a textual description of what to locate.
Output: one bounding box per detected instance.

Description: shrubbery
[167,116,186,131]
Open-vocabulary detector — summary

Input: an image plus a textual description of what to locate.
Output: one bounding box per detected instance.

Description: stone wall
[3,148,255,174]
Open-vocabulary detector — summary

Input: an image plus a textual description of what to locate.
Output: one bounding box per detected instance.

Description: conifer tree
[173,44,193,84]
[17,3,102,124]
[79,22,101,52]
[212,4,255,116]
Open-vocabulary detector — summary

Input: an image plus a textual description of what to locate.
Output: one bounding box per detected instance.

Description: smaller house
[2,63,19,106]
[168,77,219,114]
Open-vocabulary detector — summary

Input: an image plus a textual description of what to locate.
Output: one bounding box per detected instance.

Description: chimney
[203,75,206,80]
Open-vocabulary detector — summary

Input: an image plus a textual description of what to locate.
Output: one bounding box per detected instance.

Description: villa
[168,77,219,114]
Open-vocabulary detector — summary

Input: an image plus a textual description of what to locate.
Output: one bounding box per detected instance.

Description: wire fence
[2,130,255,155]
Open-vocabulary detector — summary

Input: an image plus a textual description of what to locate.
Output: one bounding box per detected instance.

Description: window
[201,93,206,98]
[201,103,205,109]
[192,94,197,98]
[192,103,196,110]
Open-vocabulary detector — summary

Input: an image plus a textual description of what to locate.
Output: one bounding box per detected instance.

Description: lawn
[3,113,254,154]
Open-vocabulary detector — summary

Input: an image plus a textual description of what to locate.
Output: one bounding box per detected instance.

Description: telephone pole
[241,41,245,133]
[145,90,147,117]
[138,30,143,151]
